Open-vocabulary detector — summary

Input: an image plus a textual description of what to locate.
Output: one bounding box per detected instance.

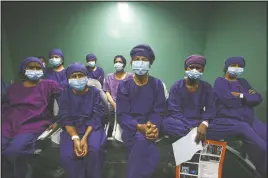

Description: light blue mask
[49,58,62,67]
[68,77,88,91]
[87,61,96,67]
[227,67,244,77]
[25,70,44,81]
[185,69,203,80]
[114,62,124,72]
[132,61,150,76]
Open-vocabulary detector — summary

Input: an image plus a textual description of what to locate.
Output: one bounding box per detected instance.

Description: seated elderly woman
[208,56,267,176]
[103,55,133,111]
[85,54,105,86]
[116,44,166,178]
[58,62,106,178]
[45,49,67,86]
[1,57,62,178]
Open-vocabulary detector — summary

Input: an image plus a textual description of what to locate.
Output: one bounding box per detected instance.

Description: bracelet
[71,135,80,140]
[202,121,209,127]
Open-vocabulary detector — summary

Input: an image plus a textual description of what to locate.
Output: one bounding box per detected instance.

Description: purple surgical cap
[20,57,44,74]
[114,55,127,67]
[66,62,88,78]
[184,55,206,69]
[224,56,245,72]
[49,49,64,61]
[130,44,155,64]
[86,54,97,61]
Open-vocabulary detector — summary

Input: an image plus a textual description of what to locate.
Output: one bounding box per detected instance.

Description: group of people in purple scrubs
[1,44,267,178]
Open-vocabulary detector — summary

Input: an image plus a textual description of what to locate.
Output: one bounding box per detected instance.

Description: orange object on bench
[176,140,227,178]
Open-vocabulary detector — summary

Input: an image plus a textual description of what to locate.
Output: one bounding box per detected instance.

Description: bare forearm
[83,126,93,138]
[65,126,78,137]
[106,92,116,105]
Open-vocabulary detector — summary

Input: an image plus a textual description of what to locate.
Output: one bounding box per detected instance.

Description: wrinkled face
[69,72,86,79]
[25,62,42,71]
[186,64,204,72]
[131,56,149,65]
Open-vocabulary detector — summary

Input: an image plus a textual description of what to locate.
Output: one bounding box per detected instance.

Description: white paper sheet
[172,127,203,166]
[199,161,219,178]
[37,129,53,140]
[51,129,63,144]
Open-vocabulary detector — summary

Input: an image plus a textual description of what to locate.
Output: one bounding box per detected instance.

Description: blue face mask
[87,61,96,67]
[227,67,244,77]
[49,58,62,67]
[185,69,203,80]
[114,62,124,72]
[68,77,88,91]
[25,70,44,81]
[132,61,150,76]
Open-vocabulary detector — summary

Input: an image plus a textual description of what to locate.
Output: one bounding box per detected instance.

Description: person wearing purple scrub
[37,56,47,68]
[85,53,105,86]
[162,55,214,144]
[209,56,267,176]
[58,62,106,178]
[1,57,62,178]
[103,55,133,111]
[116,44,166,178]
[45,49,67,86]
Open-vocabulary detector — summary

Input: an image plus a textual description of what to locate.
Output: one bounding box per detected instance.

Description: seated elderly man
[162,55,214,144]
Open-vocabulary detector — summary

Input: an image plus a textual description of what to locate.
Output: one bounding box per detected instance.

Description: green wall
[203,2,267,121]
[1,25,15,82]
[2,2,208,88]
[2,2,266,120]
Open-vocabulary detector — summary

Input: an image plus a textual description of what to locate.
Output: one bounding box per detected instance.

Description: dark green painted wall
[203,2,267,121]
[1,2,266,120]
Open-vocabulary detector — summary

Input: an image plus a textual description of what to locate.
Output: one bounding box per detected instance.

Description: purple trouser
[60,129,106,178]
[162,117,267,175]
[122,130,160,178]
[2,133,38,178]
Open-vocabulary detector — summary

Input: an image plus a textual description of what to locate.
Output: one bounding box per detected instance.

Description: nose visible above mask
[49,58,62,67]
[227,67,244,77]
[25,70,44,81]
[132,61,150,76]
[185,69,203,80]
[87,61,96,67]
[114,62,124,72]
[68,77,88,91]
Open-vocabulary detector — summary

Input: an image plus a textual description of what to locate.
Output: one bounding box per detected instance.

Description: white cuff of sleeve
[71,135,80,140]
[202,121,209,127]
[239,93,244,99]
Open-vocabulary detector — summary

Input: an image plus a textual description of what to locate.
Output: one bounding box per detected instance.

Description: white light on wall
[117,2,131,23]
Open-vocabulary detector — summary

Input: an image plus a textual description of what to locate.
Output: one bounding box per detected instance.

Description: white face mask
[114,62,124,72]
[227,67,244,77]
[87,61,96,67]
[49,58,62,67]
[42,63,46,67]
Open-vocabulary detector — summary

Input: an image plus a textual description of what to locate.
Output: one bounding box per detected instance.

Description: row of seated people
[1,44,267,178]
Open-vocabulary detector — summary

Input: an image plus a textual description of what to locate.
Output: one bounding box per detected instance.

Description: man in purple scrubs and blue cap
[209,56,267,176]
[116,44,166,178]
[162,55,214,144]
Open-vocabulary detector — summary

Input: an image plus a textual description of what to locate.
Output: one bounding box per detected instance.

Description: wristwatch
[71,135,80,140]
